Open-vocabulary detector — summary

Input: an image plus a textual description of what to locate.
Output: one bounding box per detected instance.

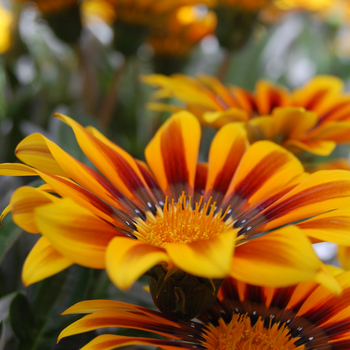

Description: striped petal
[15,132,132,212]
[0,163,38,176]
[34,198,122,269]
[260,170,350,232]
[55,113,155,210]
[223,141,304,214]
[80,335,184,350]
[231,226,340,293]
[205,123,248,202]
[284,139,336,156]
[296,208,350,245]
[145,111,201,198]
[165,230,236,278]
[22,236,74,286]
[106,237,170,290]
[10,186,59,233]
[15,133,68,177]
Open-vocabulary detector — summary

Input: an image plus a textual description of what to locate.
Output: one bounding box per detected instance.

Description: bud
[148,264,224,320]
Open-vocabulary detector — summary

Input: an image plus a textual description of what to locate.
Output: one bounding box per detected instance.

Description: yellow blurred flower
[81,0,117,24]
[0,4,13,54]
[273,0,332,11]
[148,6,216,58]
[143,74,350,157]
[104,0,214,26]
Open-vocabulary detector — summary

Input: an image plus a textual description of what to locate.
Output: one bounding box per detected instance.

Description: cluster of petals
[2,111,350,292]
[58,269,350,350]
[142,74,350,157]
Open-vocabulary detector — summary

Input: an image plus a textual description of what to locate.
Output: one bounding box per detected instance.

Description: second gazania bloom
[2,111,350,318]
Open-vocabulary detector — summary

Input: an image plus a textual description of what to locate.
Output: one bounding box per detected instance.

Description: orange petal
[0,203,11,224]
[22,236,74,286]
[255,80,290,115]
[0,163,38,176]
[77,334,183,350]
[231,226,340,292]
[245,116,275,142]
[296,208,350,245]
[106,237,170,290]
[55,113,155,209]
[260,170,350,232]
[284,139,336,156]
[292,75,343,113]
[166,230,236,278]
[145,111,200,198]
[203,109,249,127]
[272,107,318,138]
[10,186,59,233]
[34,198,122,269]
[205,123,248,202]
[223,141,304,213]
[338,246,350,270]
[15,133,68,177]
[16,132,131,212]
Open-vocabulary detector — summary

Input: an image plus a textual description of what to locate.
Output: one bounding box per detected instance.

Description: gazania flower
[142,74,350,157]
[1,111,350,318]
[148,6,216,58]
[58,270,350,350]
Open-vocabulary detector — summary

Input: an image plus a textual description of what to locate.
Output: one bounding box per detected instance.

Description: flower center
[134,194,232,248]
[203,315,302,350]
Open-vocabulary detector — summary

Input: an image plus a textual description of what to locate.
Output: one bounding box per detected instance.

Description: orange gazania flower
[148,6,217,58]
[58,270,350,350]
[103,0,214,26]
[1,111,350,296]
[142,74,350,157]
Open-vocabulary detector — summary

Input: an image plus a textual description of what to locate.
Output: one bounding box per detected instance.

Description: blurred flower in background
[0,3,13,54]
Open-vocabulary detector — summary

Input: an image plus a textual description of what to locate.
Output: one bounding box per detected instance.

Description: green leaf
[0,215,22,265]
[9,293,36,344]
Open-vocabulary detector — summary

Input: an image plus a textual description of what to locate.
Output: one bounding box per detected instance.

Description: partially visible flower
[272,0,332,12]
[142,74,350,157]
[58,270,350,349]
[104,0,214,26]
[148,6,216,74]
[2,111,350,317]
[148,6,216,58]
[0,4,13,55]
[81,0,117,25]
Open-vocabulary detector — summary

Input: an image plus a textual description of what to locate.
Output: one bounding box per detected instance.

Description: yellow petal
[338,246,350,270]
[166,230,236,278]
[10,186,59,233]
[203,109,249,127]
[106,237,170,290]
[145,111,200,198]
[261,170,350,231]
[205,123,248,200]
[296,208,350,245]
[0,163,38,176]
[34,198,121,269]
[231,226,339,292]
[22,236,74,286]
[224,140,304,210]
[55,113,154,208]
[15,133,68,177]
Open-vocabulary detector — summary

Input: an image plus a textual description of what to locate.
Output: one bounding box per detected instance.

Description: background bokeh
[0,0,350,349]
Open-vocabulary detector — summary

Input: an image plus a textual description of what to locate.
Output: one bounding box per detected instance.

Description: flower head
[1,111,350,317]
[143,74,350,157]
[58,269,350,349]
